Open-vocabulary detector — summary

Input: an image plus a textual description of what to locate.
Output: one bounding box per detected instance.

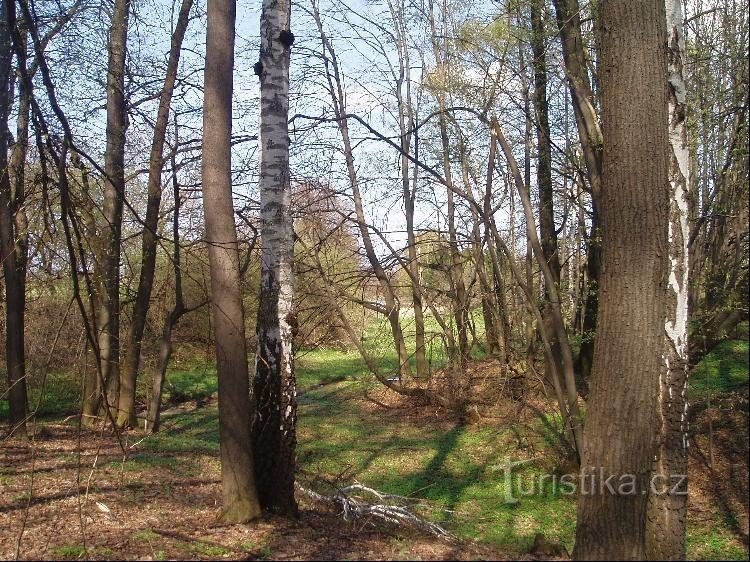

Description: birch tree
[251,0,298,516]
[645,0,691,557]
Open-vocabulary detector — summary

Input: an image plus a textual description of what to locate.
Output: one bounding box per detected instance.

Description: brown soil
[0,423,517,561]
[1,364,747,560]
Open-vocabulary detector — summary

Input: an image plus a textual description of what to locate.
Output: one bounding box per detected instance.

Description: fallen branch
[295,481,455,540]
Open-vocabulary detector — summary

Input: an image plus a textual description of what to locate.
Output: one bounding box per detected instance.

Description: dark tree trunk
[531,0,567,412]
[118,0,194,429]
[0,0,27,436]
[202,0,261,523]
[96,0,130,422]
[532,0,560,284]
[552,0,603,389]
[573,2,670,558]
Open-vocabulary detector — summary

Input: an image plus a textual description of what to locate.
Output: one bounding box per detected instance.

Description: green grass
[354,310,490,378]
[690,336,749,401]
[49,544,113,559]
[686,521,750,561]
[0,371,80,420]
[4,315,747,560]
[49,545,87,559]
[161,363,218,404]
[295,367,577,555]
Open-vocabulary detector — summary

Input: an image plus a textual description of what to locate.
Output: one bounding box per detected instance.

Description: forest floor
[1,331,748,560]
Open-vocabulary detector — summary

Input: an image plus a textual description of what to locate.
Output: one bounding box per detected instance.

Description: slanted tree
[574,1,670,558]
[551,0,603,386]
[251,0,298,516]
[118,0,194,429]
[202,0,261,523]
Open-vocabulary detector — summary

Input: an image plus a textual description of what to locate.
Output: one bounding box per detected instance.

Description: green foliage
[0,371,79,421]
[690,336,749,401]
[49,545,86,559]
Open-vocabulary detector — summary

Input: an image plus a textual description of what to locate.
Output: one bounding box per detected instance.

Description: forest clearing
[2,323,748,559]
[1,0,748,558]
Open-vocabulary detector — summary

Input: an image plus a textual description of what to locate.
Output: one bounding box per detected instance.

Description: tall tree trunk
[531,0,566,415]
[552,0,603,388]
[312,3,412,381]
[118,0,194,429]
[518,37,537,350]
[551,0,602,200]
[532,0,560,283]
[9,20,29,308]
[97,0,130,422]
[645,0,691,557]
[388,0,427,381]
[573,2,670,558]
[0,0,27,436]
[427,0,468,367]
[202,0,261,523]
[251,0,298,516]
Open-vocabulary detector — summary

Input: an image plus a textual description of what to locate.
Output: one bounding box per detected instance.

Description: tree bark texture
[97,0,130,421]
[0,0,28,436]
[252,0,298,516]
[202,0,262,523]
[574,2,670,558]
[645,0,691,557]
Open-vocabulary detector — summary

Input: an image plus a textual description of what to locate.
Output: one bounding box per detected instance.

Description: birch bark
[252,0,298,515]
[645,1,691,557]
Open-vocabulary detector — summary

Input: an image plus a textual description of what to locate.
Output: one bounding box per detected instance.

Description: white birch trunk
[252,0,297,515]
[646,1,691,558]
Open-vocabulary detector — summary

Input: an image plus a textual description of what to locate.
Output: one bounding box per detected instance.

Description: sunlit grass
[2,317,747,560]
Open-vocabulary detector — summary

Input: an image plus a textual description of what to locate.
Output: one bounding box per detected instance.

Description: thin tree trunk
[0,0,27,436]
[574,2,670,558]
[202,0,261,523]
[644,1,691,557]
[252,0,298,516]
[551,0,602,200]
[147,143,190,433]
[552,0,603,388]
[462,137,502,357]
[531,0,566,413]
[532,0,561,283]
[389,0,427,381]
[518,36,537,350]
[97,0,130,422]
[494,117,582,456]
[427,0,468,366]
[118,0,194,429]
[312,2,412,381]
